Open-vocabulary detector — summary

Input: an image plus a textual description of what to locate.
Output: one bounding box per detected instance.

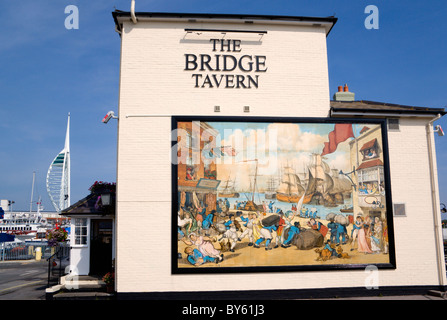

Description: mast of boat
[30,171,35,213]
[285,160,291,196]
[253,161,258,202]
[65,113,71,209]
[239,159,259,202]
[37,196,42,213]
[267,176,276,192]
[294,167,309,217]
[222,175,231,192]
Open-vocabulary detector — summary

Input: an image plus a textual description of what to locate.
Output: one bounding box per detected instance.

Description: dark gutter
[112,10,337,36]
[330,107,446,117]
[332,100,446,112]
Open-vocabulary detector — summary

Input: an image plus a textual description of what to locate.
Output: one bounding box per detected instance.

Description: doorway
[89,219,113,276]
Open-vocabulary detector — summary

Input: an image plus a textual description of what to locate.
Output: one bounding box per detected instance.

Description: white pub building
[60,6,447,300]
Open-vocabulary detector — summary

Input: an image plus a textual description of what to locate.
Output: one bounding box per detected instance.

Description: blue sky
[1,1,446,219]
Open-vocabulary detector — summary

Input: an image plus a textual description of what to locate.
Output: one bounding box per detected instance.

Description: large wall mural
[172,117,395,273]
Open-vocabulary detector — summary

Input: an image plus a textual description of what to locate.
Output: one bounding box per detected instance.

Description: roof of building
[112,10,338,36]
[330,100,446,117]
[357,159,384,170]
[359,126,370,134]
[360,138,378,152]
[61,192,115,217]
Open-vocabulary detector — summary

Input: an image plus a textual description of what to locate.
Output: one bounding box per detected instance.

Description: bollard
[29,245,34,257]
[35,247,42,261]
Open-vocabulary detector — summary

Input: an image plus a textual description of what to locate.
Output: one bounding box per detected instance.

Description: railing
[0,241,71,289]
[46,243,71,288]
[0,242,53,261]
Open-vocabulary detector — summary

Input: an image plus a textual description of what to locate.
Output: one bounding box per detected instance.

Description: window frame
[72,217,89,247]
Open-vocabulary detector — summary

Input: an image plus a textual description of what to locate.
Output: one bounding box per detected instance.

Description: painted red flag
[321,124,354,156]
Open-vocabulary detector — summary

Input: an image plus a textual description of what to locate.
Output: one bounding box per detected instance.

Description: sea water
[218,192,353,220]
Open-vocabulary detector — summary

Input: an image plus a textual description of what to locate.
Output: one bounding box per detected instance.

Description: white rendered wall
[386,118,445,286]
[115,19,445,293]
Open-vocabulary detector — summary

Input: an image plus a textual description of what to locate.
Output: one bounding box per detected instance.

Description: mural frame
[171,116,396,274]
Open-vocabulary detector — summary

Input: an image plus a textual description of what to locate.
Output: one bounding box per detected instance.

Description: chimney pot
[333,84,355,102]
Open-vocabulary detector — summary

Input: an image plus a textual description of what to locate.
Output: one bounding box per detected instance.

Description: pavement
[1,259,446,301]
[305,293,447,300]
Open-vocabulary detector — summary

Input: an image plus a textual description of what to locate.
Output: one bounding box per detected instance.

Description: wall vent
[388,118,400,130]
[393,203,406,216]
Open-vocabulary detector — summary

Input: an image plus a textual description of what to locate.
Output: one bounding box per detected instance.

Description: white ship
[0,202,50,238]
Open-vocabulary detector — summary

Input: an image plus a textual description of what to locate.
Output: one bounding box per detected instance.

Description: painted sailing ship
[264,177,277,199]
[241,159,264,212]
[307,153,334,206]
[327,169,352,204]
[306,153,353,207]
[218,176,240,198]
[276,165,312,204]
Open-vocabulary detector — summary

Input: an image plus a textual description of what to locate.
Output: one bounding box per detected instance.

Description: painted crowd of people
[178,200,389,267]
[350,215,389,254]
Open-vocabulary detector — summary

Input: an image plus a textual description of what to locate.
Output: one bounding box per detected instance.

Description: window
[73,218,88,245]
[358,167,385,195]
[360,139,379,160]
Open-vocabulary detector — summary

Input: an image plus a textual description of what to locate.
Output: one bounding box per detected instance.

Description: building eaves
[330,100,446,117]
[112,10,337,36]
[61,193,115,217]
[61,193,96,216]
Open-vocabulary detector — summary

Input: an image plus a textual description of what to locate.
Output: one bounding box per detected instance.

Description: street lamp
[102,111,118,124]
[101,193,112,206]
[441,203,446,214]
[339,167,357,191]
[435,125,444,137]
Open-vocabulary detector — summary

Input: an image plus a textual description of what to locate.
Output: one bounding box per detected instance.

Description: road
[0,259,444,301]
[0,260,49,300]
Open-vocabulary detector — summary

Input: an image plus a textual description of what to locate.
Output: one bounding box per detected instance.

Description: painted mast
[46,113,71,212]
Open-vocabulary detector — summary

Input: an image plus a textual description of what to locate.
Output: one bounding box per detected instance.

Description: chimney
[333,83,355,102]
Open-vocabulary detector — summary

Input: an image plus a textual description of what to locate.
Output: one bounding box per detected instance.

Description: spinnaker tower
[46,113,71,212]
